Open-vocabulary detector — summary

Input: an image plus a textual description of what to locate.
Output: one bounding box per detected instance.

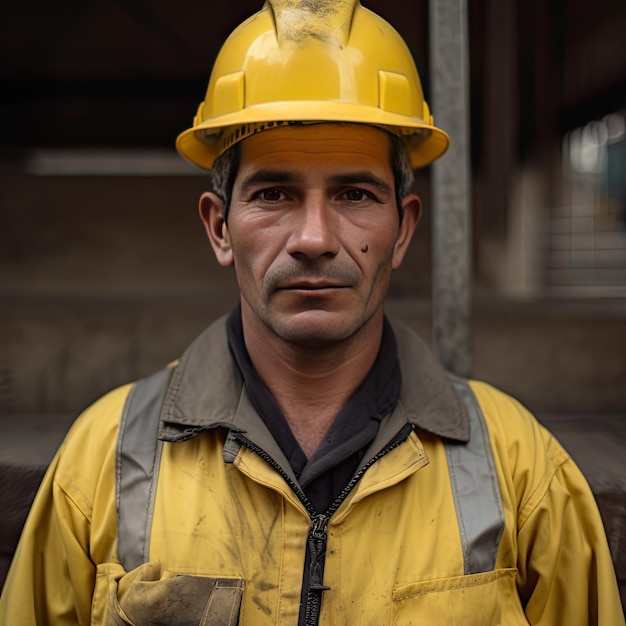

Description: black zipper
[304,513,331,626]
[237,423,413,626]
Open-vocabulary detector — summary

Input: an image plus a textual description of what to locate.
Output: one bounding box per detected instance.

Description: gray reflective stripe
[116,367,171,571]
[445,373,505,574]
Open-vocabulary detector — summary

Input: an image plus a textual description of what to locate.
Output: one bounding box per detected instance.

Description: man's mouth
[279,281,347,291]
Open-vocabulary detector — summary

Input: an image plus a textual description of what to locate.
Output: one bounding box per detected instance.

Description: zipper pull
[308,514,331,592]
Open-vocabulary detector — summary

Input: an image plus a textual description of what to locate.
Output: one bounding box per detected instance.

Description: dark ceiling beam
[0,78,205,149]
[110,0,206,63]
[0,77,207,101]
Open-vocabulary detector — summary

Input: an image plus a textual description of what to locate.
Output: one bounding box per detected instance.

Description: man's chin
[268,310,371,347]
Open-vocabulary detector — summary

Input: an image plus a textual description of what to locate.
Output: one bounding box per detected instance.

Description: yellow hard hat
[176,0,449,170]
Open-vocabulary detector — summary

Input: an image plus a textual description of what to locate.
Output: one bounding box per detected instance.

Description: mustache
[264,260,361,290]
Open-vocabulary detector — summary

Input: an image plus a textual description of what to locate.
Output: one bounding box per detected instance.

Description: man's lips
[277,281,348,291]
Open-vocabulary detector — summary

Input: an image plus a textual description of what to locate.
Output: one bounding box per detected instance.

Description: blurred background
[0,0,625,600]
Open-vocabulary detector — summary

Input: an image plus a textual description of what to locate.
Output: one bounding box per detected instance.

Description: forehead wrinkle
[245,141,383,157]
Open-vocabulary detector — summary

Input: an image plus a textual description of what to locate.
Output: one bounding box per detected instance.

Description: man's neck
[242,312,383,457]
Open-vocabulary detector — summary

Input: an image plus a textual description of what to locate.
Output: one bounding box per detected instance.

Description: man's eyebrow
[238,170,297,194]
[331,172,392,195]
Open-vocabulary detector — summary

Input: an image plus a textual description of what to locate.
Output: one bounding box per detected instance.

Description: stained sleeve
[515,437,624,625]
[0,450,94,624]
[0,385,129,625]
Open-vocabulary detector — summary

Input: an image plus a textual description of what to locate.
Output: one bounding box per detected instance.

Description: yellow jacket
[0,317,623,625]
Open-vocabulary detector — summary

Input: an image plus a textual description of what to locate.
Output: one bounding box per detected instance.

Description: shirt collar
[159,313,469,443]
[225,305,402,482]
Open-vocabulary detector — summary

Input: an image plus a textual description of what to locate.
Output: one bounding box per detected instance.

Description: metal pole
[429,0,473,377]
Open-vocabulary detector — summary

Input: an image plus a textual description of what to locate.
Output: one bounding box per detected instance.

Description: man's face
[204,123,420,347]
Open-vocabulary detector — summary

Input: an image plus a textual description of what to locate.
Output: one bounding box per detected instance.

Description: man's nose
[285,193,340,259]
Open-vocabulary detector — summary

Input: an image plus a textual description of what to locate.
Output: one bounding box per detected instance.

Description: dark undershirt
[226,307,401,513]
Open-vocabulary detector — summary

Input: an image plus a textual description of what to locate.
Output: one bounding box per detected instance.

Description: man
[1,1,623,624]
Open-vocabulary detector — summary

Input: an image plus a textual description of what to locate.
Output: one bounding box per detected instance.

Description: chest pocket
[392,568,529,626]
[99,561,244,626]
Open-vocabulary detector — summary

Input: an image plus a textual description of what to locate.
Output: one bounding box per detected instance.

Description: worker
[1,1,623,624]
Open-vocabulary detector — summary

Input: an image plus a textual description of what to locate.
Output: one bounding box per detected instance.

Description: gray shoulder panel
[116,367,171,571]
[445,374,505,574]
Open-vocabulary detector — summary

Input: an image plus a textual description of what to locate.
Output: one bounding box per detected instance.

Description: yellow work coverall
[0,318,623,625]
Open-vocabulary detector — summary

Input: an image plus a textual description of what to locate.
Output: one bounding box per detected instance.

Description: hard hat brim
[176,101,450,171]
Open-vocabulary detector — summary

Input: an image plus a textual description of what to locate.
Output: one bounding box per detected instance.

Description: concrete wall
[3,295,626,417]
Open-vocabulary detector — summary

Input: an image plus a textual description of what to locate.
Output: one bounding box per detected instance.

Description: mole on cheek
[361,244,369,253]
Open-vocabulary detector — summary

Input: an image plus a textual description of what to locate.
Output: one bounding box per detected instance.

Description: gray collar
[393,318,469,441]
[159,315,469,444]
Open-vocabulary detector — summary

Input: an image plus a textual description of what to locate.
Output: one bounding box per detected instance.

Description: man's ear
[199,192,233,267]
[392,194,422,270]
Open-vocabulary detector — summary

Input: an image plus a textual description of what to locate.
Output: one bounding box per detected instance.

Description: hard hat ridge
[176,0,450,170]
[268,0,356,44]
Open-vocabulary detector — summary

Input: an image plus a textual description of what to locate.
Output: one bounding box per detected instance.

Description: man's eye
[257,188,284,202]
[341,189,371,202]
